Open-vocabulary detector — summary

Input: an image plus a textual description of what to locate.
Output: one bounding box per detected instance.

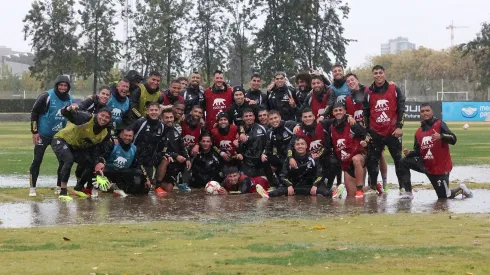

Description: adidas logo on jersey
[376,112,391,123]
[424,149,434,160]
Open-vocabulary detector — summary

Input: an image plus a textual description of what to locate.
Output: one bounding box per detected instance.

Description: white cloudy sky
[1,0,489,68]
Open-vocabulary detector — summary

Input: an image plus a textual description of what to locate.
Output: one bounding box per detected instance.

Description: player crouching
[327,103,369,198]
[270,137,330,197]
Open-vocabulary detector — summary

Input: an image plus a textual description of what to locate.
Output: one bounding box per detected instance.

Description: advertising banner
[442,102,490,121]
[404,101,442,121]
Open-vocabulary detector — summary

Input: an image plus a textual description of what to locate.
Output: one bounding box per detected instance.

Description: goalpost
[437,91,469,101]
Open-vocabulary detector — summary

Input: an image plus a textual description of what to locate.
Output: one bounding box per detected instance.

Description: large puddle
[0,189,488,228]
[1,165,489,189]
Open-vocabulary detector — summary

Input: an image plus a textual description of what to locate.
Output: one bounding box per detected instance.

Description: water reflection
[0,189,489,228]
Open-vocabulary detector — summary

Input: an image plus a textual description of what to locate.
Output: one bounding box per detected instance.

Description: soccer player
[130,71,164,121]
[346,73,388,190]
[327,103,369,198]
[52,105,112,201]
[182,105,205,156]
[236,108,268,178]
[270,137,329,197]
[79,86,110,114]
[29,75,74,196]
[225,86,258,127]
[267,72,298,121]
[245,74,268,110]
[219,167,270,196]
[204,70,233,130]
[305,75,331,119]
[261,110,297,180]
[400,103,473,199]
[211,112,239,167]
[363,65,407,194]
[131,102,167,190]
[182,72,205,116]
[161,80,185,109]
[93,128,152,196]
[154,108,191,193]
[189,134,223,188]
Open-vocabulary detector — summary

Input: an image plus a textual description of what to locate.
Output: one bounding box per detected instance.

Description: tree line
[22,0,352,91]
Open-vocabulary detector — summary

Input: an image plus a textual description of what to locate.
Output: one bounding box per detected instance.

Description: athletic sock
[382,174,387,185]
[60,188,68,196]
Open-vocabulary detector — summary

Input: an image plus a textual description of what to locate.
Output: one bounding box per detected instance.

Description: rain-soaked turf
[0,212,489,274]
[0,121,489,176]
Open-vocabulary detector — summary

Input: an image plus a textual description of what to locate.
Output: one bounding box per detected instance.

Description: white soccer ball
[205,181,221,195]
[463,123,469,130]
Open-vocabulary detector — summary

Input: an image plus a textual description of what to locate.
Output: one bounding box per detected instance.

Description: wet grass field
[0,121,489,176]
[0,213,489,274]
[0,121,489,274]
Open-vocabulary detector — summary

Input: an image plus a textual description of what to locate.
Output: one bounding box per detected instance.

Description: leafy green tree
[23,0,79,87]
[460,22,490,89]
[189,0,231,86]
[78,0,121,94]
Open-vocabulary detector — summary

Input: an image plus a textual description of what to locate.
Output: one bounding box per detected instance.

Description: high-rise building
[380,37,415,55]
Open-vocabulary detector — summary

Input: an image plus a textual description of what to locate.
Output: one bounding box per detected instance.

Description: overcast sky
[1,0,489,68]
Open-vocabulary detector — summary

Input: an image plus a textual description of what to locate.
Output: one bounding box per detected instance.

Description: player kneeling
[270,137,330,197]
[328,103,369,198]
[213,167,270,198]
[91,127,152,197]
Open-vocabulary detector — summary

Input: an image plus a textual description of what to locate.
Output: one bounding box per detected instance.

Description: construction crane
[446,21,468,47]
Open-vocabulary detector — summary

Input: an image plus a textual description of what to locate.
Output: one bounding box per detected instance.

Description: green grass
[0,213,489,274]
[0,121,489,176]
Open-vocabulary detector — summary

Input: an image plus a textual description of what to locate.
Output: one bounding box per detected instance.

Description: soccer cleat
[256,184,269,198]
[400,192,414,200]
[177,183,191,193]
[113,189,128,198]
[58,195,73,202]
[29,187,37,197]
[91,188,99,198]
[71,189,88,198]
[355,190,364,199]
[334,184,345,199]
[82,188,92,196]
[54,186,61,195]
[155,187,167,196]
[376,183,383,195]
[459,183,473,198]
[383,183,389,193]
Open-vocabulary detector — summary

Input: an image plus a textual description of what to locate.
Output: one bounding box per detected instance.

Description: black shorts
[162,162,185,185]
[344,154,366,178]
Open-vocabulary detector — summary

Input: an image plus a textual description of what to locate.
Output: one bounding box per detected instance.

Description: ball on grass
[463,124,469,130]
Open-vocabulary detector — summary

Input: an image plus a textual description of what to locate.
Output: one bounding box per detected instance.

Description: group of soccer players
[28,64,473,201]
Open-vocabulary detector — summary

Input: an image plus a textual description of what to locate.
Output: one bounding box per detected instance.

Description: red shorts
[248,176,270,193]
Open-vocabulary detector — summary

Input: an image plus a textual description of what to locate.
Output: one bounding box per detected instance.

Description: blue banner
[442,102,490,121]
